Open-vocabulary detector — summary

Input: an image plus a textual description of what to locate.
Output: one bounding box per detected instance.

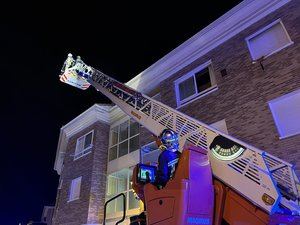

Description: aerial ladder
[59,54,300,225]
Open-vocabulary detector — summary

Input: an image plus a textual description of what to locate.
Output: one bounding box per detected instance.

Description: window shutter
[269,90,300,138]
[69,177,82,200]
[73,177,81,199]
[247,21,292,60]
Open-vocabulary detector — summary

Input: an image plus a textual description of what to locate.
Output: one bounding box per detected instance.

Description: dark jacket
[156,150,181,187]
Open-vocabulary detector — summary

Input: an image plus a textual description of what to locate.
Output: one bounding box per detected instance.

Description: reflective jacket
[156,150,181,187]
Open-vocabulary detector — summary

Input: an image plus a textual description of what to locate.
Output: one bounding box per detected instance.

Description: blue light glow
[187,217,210,224]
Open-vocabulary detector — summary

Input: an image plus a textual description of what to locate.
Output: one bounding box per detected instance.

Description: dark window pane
[195,67,211,93]
[110,126,119,146]
[130,119,139,137]
[84,132,93,149]
[119,121,129,141]
[119,141,128,157]
[129,135,139,153]
[109,146,118,161]
[178,76,195,101]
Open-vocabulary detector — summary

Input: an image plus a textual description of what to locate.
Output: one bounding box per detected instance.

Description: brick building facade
[53,0,300,224]
[53,106,111,225]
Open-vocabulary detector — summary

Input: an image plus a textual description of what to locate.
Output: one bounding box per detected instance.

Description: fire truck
[59,54,300,225]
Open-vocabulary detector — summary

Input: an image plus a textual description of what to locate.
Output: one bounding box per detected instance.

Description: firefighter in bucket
[155,129,181,188]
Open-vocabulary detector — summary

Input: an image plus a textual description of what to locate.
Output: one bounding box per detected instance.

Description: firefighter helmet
[160,129,179,152]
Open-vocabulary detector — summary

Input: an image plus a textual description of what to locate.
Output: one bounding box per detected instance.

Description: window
[106,168,140,216]
[141,141,160,164]
[119,121,129,142]
[175,60,217,107]
[108,119,140,161]
[269,89,300,139]
[246,19,293,60]
[74,130,94,160]
[69,177,82,202]
[111,126,118,146]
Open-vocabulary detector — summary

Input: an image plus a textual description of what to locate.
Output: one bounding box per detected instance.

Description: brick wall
[160,0,300,174]
[53,121,109,225]
[87,122,110,224]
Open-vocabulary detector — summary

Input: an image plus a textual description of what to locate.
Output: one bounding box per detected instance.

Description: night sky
[1,1,242,224]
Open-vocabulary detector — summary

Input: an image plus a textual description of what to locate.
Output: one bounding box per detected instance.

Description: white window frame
[108,117,140,162]
[68,176,82,202]
[268,89,300,139]
[174,60,217,108]
[245,19,293,61]
[74,130,94,160]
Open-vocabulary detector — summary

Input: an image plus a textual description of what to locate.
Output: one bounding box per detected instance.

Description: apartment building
[52,0,300,224]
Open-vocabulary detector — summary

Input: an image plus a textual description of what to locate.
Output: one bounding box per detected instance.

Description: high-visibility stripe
[168,158,179,167]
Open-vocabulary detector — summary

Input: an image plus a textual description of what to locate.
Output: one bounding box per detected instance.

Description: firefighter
[155,129,181,187]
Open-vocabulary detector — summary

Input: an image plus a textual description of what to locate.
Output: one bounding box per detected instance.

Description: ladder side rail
[88,68,300,209]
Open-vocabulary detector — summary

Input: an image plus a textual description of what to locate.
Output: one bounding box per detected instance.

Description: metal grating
[264,155,298,200]
[228,157,261,185]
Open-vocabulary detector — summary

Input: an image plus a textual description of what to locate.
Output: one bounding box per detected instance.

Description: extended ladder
[59,54,300,215]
